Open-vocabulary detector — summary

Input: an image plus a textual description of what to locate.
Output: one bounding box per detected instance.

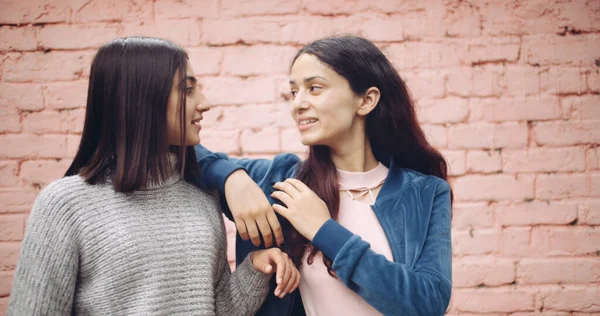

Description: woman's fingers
[245,220,262,247]
[272,181,300,198]
[284,178,310,192]
[270,190,294,207]
[277,253,293,298]
[282,258,298,295]
[271,204,291,220]
[255,216,274,248]
[266,209,284,247]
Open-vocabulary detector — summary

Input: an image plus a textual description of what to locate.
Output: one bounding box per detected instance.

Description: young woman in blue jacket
[193,35,453,316]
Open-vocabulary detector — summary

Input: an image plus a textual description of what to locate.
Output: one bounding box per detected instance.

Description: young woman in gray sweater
[7,37,299,316]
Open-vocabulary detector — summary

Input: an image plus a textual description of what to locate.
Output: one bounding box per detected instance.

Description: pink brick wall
[1,0,599,314]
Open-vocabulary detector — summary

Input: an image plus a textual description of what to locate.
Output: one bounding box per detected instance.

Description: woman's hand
[271,179,331,241]
[249,248,301,298]
[225,170,283,248]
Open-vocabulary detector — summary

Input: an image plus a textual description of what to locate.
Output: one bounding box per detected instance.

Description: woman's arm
[272,178,452,315]
[193,144,300,248]
[214,249,300,315]
[7,186,79,315]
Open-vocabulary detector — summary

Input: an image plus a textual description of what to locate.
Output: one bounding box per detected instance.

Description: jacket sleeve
[193,144,274,196]
[311,179,452,316]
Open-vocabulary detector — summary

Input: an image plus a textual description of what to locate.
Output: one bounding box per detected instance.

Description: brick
[518,258,600,285]
[121,20,201,47]
[530,226,579,256]
[573,226,600,255]
[37,24,119,50]
[0,270,13,297]
[469,97,561,122]
[443,0,482,37]
[453,257,515,288]
[43,81,89,110]
[60,109,85,133]
[20,160,71,187]
[0,296,8,315]
[578,201,600,225]
[66,134,82,158]
[402,70,446,100]
[185,47,222,76]
[202,17,281,45]
[588,69,600,93]
[0,106,20,133]
[0,83,44,111]
[561,95,600,120]
[387,40,466,70]
[0,242,20,270]
[221,45,297,76]
[421,125,447,148]
[0,161,19,187]
[495,201,578,226]
[448,123,528,149]
[540,68,587,95]
[463,36,520,65]
[454,174,534,202]
[452,202,494,230]
[221,0,302,16]
[155,0,219,19]
[501,227,532,257]
[466,150,502,173]
[534,121,600,146]
[280,128,306,154]
[503,66,541,97]
[451,288,535,313]
[199,130,240,155]
[522,34,600,67]
[0,0,68,24]
[22,110,60,134]
[0,26,37,51]
[280,16,360,45]
[0,189,39,213]
[219,104,281,130]
[303,0,427,14]
[0,134,67,159]
[540,286,600,312]
[536,173,589,200]
[72,0,153,23]
[202,76,277,105]
[0,214,25,242]
[446,66,504,97]
[590,173,600,197]
[503,147,586,173]
[240,128,280,154]
[440,150,466,176]
[416,98,468,124]
[452,228,500,255]
[3,51,94,83]
[272,103,296,128]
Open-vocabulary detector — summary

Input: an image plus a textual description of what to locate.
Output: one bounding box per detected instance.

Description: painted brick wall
[1,0,599,314]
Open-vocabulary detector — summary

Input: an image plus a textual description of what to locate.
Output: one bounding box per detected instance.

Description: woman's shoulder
[388,167,449,193]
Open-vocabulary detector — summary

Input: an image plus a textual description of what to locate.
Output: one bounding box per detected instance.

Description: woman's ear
[357,87,380,116]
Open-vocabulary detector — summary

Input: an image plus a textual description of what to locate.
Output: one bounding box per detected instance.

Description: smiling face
[289,54,365,148]
[166,62,210,146]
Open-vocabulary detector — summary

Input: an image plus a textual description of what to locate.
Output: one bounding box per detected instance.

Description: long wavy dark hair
[286,35,451,275]
[65,37,199,192]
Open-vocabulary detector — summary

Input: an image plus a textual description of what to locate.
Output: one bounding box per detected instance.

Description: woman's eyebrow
[289,76,328,85]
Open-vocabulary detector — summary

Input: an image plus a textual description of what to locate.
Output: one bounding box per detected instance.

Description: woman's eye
[309,86,322,92]
[290,90,298,97]
[186,87,194,94]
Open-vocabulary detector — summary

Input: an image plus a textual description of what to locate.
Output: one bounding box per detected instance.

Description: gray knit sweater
[7,171,271,315]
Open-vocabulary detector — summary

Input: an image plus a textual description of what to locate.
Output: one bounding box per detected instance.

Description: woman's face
[289,54,364,147]
[166,62,210,146]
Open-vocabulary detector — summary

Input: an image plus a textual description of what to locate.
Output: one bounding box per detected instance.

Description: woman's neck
[329,136,379,172]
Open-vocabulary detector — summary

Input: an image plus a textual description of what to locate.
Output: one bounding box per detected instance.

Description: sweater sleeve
[7,184,79,315]
[311,178,452,315]
[214,254,271,315]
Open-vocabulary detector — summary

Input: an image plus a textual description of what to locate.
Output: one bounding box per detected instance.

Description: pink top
[299,162,393,316]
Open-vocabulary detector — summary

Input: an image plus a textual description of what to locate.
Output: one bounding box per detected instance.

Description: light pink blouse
[299,162,393,316]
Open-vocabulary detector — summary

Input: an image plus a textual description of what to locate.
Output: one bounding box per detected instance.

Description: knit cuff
[234,255,272,298]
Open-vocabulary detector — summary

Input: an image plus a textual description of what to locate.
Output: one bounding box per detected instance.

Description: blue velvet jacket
[192,145,452,316]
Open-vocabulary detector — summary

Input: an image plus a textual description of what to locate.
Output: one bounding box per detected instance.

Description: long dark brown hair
[65,37,199,192]
[286,35,451,275]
